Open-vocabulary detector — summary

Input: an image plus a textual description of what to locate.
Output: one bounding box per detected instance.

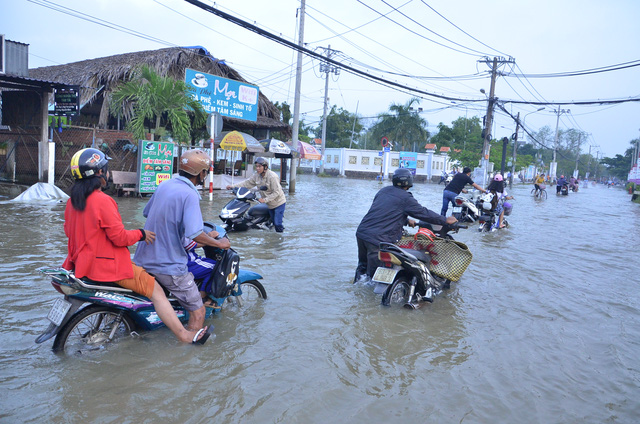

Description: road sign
[383,147,390,152]
[206,112,223,139]
[381,136,389,147]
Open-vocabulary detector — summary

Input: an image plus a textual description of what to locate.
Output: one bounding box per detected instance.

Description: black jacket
[356,185,446,245]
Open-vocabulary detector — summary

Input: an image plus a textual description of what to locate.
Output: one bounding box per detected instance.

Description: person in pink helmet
[485,173,513,228]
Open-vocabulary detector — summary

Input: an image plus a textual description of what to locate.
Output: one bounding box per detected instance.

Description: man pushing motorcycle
[134,149,230,340]
[354,168,457,283]
[227,157,286,233]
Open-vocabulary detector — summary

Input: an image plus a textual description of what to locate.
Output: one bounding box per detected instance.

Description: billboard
[399,151,417,175]
[185,68,259,122]
[136,141,175,193]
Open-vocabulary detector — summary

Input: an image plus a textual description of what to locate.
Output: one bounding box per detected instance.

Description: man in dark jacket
[441,166,486,216]
[354,168,456,282]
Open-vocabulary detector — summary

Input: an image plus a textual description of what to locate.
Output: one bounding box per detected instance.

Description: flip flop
[192,325,213,345]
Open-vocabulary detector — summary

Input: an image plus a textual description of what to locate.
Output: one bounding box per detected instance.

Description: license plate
[453,207,462,213]
[372,267,398,284]
[47,298,72,326]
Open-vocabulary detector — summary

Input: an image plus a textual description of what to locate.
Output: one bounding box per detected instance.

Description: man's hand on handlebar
[407,219,417,228]
[445,215,458,225]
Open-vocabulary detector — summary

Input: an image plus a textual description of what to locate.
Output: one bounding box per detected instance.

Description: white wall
[316,148,454,177]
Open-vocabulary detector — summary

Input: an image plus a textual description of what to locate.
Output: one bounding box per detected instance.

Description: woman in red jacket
[63,148,210,344]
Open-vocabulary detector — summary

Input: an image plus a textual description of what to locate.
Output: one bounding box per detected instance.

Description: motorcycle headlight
[220,211,238,219]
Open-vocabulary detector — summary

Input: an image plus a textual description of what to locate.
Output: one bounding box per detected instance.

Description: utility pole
[319,45,339,174]
[509,112,520,188]
[551,107,570,180]
[288,0,305,194]
[349,100,359,149]
[479,56,515,184]
[480,57,498,172]
[574,134,581,175]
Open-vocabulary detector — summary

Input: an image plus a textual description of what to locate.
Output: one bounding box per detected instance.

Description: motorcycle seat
[248,203,270,217]
[77,278,134,293]
[401,248,430,263]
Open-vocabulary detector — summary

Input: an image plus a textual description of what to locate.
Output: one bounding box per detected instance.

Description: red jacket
[62,190,143,282]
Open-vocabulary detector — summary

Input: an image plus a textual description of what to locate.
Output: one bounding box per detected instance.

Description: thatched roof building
[30,46,289,136]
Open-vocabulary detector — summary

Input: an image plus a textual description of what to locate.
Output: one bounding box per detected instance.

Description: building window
[392,159,399,167]
[417,160,424,169]
[361,156,370,165]
[349,156,357,164]
[334,155,339,163]
[374,157,382,166]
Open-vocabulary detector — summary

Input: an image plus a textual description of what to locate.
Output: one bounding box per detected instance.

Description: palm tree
[369,98,429,151]
[110,65,206,143]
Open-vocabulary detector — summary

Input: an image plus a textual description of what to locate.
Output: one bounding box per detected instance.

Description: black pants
[355,237,381,281]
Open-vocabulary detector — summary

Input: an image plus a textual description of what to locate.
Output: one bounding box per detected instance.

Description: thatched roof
[29,46,289,133]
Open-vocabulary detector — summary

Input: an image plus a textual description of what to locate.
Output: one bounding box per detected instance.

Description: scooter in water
[35,223,266,354]
[477,193,512,232]
[452,190,481,223]
[560,182,569,196]
[220,187,272,232]
[372,221,470,309]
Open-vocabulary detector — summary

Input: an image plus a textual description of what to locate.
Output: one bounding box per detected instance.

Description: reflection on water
[1,178,639,422]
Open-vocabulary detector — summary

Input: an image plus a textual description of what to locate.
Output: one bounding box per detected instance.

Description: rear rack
[39,268,134,293]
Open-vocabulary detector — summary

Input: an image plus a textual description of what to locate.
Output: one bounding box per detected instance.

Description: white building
[302,145,457,182]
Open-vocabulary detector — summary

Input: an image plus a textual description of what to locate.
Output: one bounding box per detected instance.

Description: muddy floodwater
[1,176,639,423]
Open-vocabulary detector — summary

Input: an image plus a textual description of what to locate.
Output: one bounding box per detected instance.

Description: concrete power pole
[509,112,520,188]
[288,0,305,194]
[551,107,570,179]
[481,57,499,173]
[319,46,338,174]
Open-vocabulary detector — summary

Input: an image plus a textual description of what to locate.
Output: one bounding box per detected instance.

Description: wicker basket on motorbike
[396,229,473,282]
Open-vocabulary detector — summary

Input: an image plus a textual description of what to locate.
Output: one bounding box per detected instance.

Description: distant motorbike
[477,193,512,232]
[452,190,481,223]
[372,221,470,310]
[220,187,272,232]
[36,223,266,354]
[560,182,569,196]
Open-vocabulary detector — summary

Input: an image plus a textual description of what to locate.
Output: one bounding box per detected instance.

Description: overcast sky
[3,0,640,157]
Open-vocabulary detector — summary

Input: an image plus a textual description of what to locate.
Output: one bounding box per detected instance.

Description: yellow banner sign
[220,131,247,151]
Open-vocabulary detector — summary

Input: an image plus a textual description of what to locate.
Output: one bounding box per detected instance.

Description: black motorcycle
[374,221,470,310]
[219,187,272,232]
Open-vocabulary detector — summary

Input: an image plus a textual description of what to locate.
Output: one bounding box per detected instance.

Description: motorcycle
[477,193,511,232]
[35,222,266,354]
[372,221,470,310]
[220,187,272,232]
[452,190,481,223]
[561,182,569,195]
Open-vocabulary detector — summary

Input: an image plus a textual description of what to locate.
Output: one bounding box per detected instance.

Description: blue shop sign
[185,68,259,122]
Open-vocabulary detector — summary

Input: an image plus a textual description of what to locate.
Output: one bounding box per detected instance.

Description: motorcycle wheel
[381,277,411,307]
[52,305,135,354]
[239,280,267,304]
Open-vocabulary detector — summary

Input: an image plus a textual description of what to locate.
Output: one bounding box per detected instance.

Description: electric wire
[419,0,509,57]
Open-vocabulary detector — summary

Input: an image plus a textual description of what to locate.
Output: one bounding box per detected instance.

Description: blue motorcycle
[36,223,266,354]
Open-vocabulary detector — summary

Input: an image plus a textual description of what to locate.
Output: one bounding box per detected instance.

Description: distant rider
[63,148,209,344]
[354,168,456,283]
[556,175,567,194]
[485,173,513,229]
[441,166,486,216]
[534,173,546,194]
[227,157,286,233]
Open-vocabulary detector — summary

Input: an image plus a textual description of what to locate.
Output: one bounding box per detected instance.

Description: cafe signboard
[136,141,175,193]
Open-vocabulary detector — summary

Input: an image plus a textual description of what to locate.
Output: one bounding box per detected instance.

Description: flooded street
[1,176,639,423]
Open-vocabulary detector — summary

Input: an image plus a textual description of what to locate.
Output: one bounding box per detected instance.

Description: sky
[3,0,640,158]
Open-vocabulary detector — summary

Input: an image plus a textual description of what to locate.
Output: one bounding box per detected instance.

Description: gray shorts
[154,272,203,312]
